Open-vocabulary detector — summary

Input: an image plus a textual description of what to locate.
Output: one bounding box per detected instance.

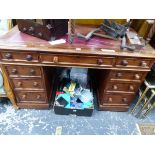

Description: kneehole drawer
[41,54,114,67]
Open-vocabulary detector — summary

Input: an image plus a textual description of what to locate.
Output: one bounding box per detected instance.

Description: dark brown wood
[4,65,42,77]
[11,78,44,90]
[40,54,115,67]
[0,26,155,111]
[1,51,39,63]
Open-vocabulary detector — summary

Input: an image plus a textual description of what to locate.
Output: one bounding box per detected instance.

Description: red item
[56,91,63,96]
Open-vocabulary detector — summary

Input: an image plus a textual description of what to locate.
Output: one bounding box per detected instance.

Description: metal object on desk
[120,36,136,51]
[77,19,132,41]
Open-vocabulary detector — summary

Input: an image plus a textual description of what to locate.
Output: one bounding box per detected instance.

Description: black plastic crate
[53,68,94,117]
[54,102,94,117]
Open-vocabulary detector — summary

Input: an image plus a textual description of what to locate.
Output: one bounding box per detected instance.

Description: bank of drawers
[0,51,153,69]
[4,65,48,109]
[100,70,148,111]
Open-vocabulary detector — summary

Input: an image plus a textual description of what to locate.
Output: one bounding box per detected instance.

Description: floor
[0,97,155,135]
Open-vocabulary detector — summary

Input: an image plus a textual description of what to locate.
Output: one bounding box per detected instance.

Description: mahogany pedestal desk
[0,26,155,112]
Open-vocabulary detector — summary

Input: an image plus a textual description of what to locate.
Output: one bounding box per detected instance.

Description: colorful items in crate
[55,80,93,109]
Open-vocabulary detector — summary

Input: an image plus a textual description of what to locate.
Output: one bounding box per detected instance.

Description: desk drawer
[105,82,139,93]
[40,54,114,67]
[11,78,44,90]
[102,93,134,105]
[1,51,39,62]
[4,65,42,77]
[115,57,152,69]
[109,70,146,82]
[16,91,46,102]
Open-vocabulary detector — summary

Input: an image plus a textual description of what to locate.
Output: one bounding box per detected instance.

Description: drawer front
[41,54,114,67]
[1,51,39,62]
[16,91,46,102]
[116,57,152,69]
[102,93,134,105]
[4,65,42,77]
[11,78,44,90]
[105,82,139,93]
[109,70,147,82]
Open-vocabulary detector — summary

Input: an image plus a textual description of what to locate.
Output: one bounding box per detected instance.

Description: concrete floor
[0,97,155,135]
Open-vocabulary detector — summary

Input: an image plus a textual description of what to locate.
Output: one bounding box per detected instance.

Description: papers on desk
[49,39,66,45]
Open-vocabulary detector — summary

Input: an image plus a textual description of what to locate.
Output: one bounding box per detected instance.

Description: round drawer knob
[17,82,22,87]
[122,98,128,103]
[97,59,103,65]
[28,26,35,33]
[23,27,27,32]
[121,60,128,66]
[26,55,33,61]
[129,85,134,91]
[38,32,43,37]
[108,97,113,102]
[30,69,35,75]
[11,68,17,74]
[5,53,12,59]
[22,94,26,99]
[33,82,38,87]
[116,72,122,77]
[36,95,41,100]
[113,85,118,90]
[135,74,140,80]
[53,56,58,63]
[141,61,147,67]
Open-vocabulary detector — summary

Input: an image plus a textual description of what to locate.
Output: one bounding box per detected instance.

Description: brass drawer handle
[113,85,118,90]
[141,61,147,67]
[23,27,27,32]
[122,98,128,103]
[135,74,140,80]
[11,68,17,74]
[26,55,33,61]
[17,81,22,87]
[38,32,43,37]
[28,26,35,33]
[121,60,128,66]
[97,59,103,65]
[108,97,113,102]
[30,69,35,75]
[5,53,12,59]
[129,85,134,91]
[53,56,58,63]
[36,95,41,100]
[116,72,122,77]
[33,82,38,87]
[22,94,26,99]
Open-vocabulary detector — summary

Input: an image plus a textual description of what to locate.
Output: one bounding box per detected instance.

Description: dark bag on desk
[17,19,68,41]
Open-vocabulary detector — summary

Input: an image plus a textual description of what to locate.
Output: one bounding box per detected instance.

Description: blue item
[57,93,70,103]
[82,102,93,109]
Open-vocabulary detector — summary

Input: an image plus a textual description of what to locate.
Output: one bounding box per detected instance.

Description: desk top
[0,26,155,58]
